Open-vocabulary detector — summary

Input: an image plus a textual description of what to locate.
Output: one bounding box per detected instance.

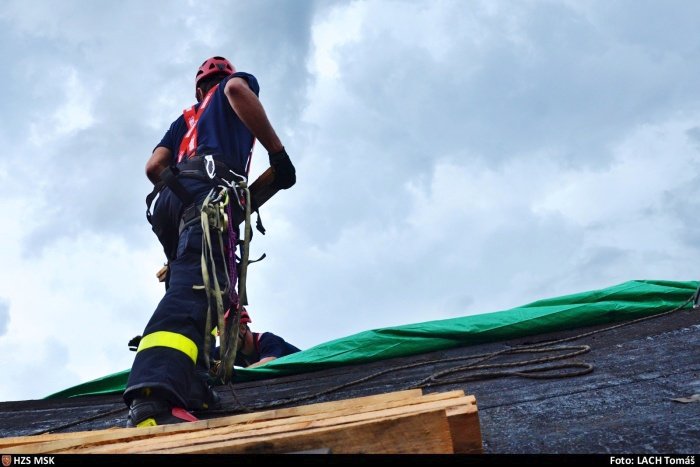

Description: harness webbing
[237,181,253,307]
[177,85,219,164]
[199,187,230,377]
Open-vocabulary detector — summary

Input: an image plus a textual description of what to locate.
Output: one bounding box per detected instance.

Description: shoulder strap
[176,84,220,164]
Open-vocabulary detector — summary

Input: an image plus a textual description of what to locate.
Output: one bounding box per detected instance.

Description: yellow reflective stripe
[137,331,198,364]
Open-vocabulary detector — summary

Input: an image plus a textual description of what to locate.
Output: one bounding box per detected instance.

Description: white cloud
[0,199,164,399]
[535,117,700,226]
[28,67,97,146]
[310,1,366,79]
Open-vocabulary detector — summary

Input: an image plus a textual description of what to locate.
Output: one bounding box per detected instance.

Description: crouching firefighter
[124,56,296,428]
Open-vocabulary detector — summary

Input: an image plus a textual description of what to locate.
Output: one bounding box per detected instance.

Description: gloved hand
[128,335,142,352]
[269,147,296,190]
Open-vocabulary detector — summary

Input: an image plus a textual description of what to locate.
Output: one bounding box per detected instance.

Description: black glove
[269,147,296,190]
[128,335,142,352]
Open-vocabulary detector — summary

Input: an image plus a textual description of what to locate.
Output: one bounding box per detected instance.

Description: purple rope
[225,200,239,308]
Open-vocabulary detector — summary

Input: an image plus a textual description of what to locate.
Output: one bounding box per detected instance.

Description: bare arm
[224,77,284,154]
[145,146,173,185]
[247,356,277,368]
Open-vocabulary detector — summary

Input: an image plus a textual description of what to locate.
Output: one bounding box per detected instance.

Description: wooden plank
[204,388,429,426]
[5,389,426,452]
[66,394,474,454]
[446,403,482,453]
[146,409,454,454]
[8,390,480,455]
[58,392,467,453]
[0,427,125,448]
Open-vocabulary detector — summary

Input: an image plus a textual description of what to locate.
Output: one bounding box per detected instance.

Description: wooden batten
[5,389,482,455]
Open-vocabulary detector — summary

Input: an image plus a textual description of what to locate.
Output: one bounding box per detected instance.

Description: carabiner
[204,155,216,180]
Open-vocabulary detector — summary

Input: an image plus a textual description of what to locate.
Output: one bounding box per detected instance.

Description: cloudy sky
[1,0,700,402]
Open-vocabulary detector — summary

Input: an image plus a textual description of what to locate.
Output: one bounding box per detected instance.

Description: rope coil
[199,179,255,385]
[211,295,697,414]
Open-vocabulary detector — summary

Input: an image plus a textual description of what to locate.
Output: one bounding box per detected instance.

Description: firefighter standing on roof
[124,56,296,427]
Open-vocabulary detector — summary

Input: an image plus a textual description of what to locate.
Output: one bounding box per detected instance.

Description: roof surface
[1,304,698,453]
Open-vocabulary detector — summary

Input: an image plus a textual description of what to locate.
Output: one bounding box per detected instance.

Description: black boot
[187,376,222,412]
[126,395,198,428]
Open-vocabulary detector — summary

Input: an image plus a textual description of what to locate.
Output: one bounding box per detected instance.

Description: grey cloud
[654,127,700,252]
[19,121,156,257]
[0,337,75,401]
[287,0,700,250]
[257,199,587,344]
[1,0,324,255]
[661,175,700,251]
[333,1,700,169]
[0,299,9,336]
[214,0,324,127]
[563,246,631,282]
[687,127,700,150]
[596,1,700,55]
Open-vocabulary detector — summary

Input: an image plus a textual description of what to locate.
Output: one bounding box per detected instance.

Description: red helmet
[222,307,252,325]
[196,56,235,88]
[240,308,252,325]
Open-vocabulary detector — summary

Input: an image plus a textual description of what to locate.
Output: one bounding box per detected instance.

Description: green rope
[237,181,252,306]
[200,187,234,380]
[198,181,255,384]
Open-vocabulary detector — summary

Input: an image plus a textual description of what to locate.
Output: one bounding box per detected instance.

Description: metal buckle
[204,155,216,179]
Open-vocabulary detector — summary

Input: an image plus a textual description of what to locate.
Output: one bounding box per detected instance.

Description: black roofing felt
[1,307,698,453]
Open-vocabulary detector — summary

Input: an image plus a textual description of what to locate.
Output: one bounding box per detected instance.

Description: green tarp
[45,279,698,399]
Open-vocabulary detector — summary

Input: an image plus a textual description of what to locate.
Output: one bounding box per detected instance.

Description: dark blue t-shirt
[212,332,301,368]
[156,71,260,177]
